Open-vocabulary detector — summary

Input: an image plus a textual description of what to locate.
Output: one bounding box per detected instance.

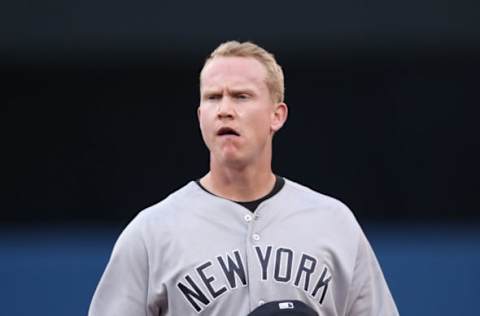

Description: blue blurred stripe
[1,223,479,316]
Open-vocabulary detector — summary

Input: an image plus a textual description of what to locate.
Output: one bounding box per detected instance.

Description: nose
[217,97,235,120]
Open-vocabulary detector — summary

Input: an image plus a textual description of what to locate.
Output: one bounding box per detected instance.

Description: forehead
[200,56,268,91]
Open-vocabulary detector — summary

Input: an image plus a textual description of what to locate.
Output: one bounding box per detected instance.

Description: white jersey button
[252,234,260,241]
[244,214,252,222]
[258,300,265,306]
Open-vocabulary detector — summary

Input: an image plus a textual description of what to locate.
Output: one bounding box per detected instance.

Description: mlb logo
[247,300,318,316]
[278,302,295,309]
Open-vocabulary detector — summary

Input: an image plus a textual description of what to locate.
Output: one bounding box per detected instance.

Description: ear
[197,105,202,126]
[271,102,288,132]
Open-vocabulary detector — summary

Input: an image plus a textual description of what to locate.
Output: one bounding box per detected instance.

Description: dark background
[2,0,479,224]
[2,1,480,316]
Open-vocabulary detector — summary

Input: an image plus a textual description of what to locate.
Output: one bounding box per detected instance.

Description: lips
[217,127,240,137]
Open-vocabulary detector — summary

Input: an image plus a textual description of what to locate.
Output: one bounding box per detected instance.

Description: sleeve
[345,230,399,316]
[88,214,150,316]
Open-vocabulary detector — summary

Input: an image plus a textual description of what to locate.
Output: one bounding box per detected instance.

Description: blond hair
[200,41,285,103]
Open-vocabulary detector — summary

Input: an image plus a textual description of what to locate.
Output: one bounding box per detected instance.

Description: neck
[200,155,276,202]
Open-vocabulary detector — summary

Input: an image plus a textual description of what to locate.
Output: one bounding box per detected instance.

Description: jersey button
[252,234,260,241]
[258,300,265,306]
[244,214,252,222]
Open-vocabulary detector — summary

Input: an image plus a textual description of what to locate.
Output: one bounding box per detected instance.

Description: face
[198,56,287,168]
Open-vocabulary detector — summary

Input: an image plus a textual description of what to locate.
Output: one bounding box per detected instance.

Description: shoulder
[280,177,361,230]
[119,181,201,234]
[282,178,352,212]
[112,181,206,251]
[132,181,203,224]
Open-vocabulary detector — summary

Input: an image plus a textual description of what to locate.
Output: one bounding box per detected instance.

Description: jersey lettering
[177,274,210,312]
[311,266,332,304]
[254,245,272,280]
[196,261,227,299]
[294,254,317,291]
[177,246,332,312]
[274,248,293,282]
[216,250,247,289]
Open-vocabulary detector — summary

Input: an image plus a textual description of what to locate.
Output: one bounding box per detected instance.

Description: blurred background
[2,0,479,315]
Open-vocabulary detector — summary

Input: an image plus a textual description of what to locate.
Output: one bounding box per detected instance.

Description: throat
[196,176,285,212]
[200,169,277,202]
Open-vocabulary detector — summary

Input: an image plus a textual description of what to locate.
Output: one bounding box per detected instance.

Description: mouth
[217,127,240,137]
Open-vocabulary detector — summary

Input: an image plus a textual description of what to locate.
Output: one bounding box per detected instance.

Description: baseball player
[89,41,399,316]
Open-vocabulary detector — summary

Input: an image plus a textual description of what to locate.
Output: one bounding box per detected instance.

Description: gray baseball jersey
[89,178,398,316]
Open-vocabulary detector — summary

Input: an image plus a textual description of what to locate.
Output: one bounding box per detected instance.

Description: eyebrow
[201,90,221,100]
[228,88,256,95]
[202,87,256,97]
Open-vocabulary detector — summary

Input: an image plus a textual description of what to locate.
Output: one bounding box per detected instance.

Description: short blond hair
[200,41,285,103]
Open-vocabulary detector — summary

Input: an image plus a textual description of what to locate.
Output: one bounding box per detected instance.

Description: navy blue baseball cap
[247,300,318,316]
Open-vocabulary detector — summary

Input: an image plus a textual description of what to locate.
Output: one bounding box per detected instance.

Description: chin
[217,152,248,168]
[221,154,242,164]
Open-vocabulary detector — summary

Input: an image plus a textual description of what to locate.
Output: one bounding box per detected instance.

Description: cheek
[249,112,273,137]
[198,112,210,140]
[200,118,211,140]
[198,108,210,130]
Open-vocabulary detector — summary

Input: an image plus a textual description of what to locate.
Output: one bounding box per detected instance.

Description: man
[89,41,399,316]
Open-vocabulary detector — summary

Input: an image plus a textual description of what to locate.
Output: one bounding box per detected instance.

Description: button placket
[244,210,263,311]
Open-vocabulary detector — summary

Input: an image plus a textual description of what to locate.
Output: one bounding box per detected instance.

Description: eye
[206,94,221,101]
[235,93,250,100]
